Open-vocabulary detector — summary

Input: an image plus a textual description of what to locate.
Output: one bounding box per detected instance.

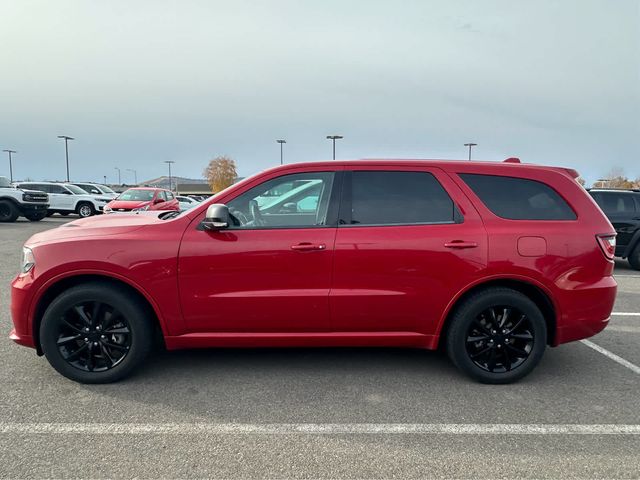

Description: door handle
[444,241,478,249]
[290,243,327,251]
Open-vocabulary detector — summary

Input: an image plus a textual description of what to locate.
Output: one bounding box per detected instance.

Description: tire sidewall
[0,200,19,222]
[40,284,152,383]
[77,203,94,218]
[447,289,547,384]
[628,245,640,270]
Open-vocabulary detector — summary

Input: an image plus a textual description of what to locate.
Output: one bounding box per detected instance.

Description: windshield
[66,184,89,194]
[118,189,155,201]
[100,185,116,194]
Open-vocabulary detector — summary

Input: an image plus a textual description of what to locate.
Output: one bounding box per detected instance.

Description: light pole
[57,135,74,181]
[464,142,477,161]
[114,167,121,184]
[127,168,138,185]
[164,160,175,191]
[2,149,16,182]
[276,139,286,165]
[103,175,107,184]
[326,135,343,160]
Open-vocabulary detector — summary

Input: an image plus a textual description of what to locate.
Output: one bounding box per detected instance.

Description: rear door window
[346,171,456,225]
[591,192,636,215]
[460,174,576,220]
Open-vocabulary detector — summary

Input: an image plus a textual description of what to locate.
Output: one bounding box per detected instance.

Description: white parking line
[606,325,640,333]
[611,312,640,316]
[581,339,640,375]
[0,423,638,435]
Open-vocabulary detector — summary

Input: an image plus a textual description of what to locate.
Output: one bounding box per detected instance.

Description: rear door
[330,166,487,334]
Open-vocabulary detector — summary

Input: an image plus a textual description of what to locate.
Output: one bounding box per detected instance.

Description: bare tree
[576,176,586,187]
[596,167,637,189]
[203,156,238,193]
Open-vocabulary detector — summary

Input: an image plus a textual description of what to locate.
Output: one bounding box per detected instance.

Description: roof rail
[503,157,521,163]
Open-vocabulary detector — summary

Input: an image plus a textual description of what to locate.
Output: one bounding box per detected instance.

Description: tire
[445,287,547,384]
[628,245,640,271]
[24,211,47,221]
[76,202,94,218]
[0,200,19,222]
[40,282,153,383]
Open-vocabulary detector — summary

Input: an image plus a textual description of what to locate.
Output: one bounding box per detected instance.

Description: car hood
[107,200,150,209]
[26,212,164,245]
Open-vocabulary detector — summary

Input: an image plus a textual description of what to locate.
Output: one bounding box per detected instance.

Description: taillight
[596,234,616,260]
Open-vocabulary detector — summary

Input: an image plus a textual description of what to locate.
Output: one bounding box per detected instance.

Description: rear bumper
[553,275,616,346]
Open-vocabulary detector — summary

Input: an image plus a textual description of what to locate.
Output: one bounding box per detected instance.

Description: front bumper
[9,274,37,351]
[20,203,49,215]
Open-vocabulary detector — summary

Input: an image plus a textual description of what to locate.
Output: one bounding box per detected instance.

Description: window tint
[591,192,636,215]
[349,171,456,225]
[460,174,576,220]
[49,185,67,194]
[227,172,335,228]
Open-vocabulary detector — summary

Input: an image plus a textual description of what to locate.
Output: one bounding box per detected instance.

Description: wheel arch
[32,273,166,355]
[437,277,558,348]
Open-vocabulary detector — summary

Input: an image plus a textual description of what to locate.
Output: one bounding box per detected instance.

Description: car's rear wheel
[628,245,640,270]
[76,203,94,218]
[446,287,547,384]
[40,283,153,383]
[0,200,19,222]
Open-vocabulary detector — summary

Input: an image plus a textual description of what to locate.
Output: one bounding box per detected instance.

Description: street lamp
[2,149,16,182]
[103,175,107,184]
[114,167,121,184]
[127,168,138,185]
[326,135,343,160]
[57,135,74,181]
[164,161,175,191]
[276,139,286,165]
[464,142,477,161]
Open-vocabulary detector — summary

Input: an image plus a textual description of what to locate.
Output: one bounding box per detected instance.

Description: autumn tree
[203,156,237,193]
[596,167,637,189]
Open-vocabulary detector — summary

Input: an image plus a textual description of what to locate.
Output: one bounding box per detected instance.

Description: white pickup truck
[14,181,112,217]
[0,176,50,222]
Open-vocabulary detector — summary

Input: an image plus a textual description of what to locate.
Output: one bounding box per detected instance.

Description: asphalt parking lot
[0,217,638,479]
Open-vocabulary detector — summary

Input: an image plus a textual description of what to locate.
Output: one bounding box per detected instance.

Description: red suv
[103,187,179,213]
[10,159,617,384]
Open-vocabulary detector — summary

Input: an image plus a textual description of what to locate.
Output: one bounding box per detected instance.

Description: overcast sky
[1,0,638,185]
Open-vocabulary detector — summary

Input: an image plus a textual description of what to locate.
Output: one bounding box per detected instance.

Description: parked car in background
[10,159,617,385]
[72,182,118,199]
[103,187,179,213]
[176,195,200,211]
[0,176,49,222]
[14,182,111,218]
[589,188,640,270]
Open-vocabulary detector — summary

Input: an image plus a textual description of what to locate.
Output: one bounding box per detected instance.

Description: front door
[178,169,341,332]
[330,167,488,335]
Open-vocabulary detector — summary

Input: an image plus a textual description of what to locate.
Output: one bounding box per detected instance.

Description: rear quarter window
[460,173,576,220]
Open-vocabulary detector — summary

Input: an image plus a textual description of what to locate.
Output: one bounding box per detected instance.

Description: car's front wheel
[446,287,547,384]
[40,282,153,383]
[0,200,19,222]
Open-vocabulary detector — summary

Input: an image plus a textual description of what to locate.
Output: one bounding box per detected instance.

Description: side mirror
[202,204,230,231]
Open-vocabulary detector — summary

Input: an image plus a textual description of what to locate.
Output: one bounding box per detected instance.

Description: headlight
[21,247,35,274]
[96,198,108,203]
[133,205,150,212]
[103,206,112,213]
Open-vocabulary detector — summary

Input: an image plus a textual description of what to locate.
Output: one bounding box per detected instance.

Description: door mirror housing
[202,204,230,231]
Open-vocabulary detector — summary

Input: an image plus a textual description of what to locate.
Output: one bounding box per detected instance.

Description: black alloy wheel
[465,306,534,373]
[446,287,546,384]
[40,282,153,383]
[55,301,132,372]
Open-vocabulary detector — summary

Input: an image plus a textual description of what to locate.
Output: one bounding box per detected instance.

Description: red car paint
[104,187,179,213]
[10,160,616,354]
